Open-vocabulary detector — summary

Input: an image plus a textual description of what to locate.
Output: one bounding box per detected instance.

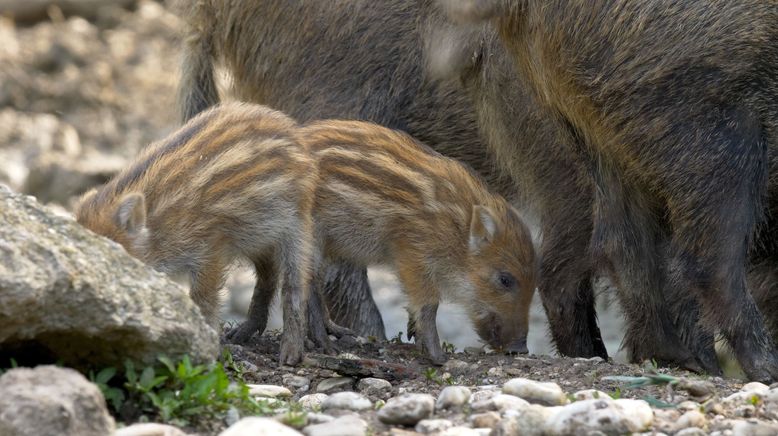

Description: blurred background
[0,0,628,360]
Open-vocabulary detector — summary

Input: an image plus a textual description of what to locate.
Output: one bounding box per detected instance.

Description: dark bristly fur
[444,0,778,382]
[173,0,608,360]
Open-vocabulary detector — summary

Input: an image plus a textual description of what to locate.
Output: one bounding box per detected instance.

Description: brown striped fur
[301,120,537,362]
[76,102,537,364]
[75,102,316,365]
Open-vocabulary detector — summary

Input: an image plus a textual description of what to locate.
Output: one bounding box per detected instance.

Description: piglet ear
[115,192,147,234]
[469,205,498,251]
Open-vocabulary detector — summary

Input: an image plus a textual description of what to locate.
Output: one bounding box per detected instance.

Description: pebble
[742,382,770,395]
[571,389,611,401]
[247,384,293,399]
[115,423,187,436]
[283,375,311,390]
[220,417,302,436]
[441,427,484,436]
[722,391,763,408]
[469,387,499,404]
[299,393,329,410]
[504,404,556,436]
[677,401,701,412]
[436,386,471,410]
[305,413,336,425]
[487,367,505,378]
[735,404,757,418]
[415,418,453,434]
[731,419,778,436]
[321,392,372,412]
[471,394,529,413]
[377,393,435,426]
[678,379,716,399]
[357,377,393,399]
[302,415,367,436]
[545,399,653,435]
[676,428,707,436]
[502,378,567,406]
[469,411,501,429]
[316,377,355,394]
[443,359,470,375]
[674,410,707,431]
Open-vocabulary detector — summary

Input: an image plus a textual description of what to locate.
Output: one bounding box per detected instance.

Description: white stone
[676,428,707,436]
[248,384,293,398]
[436,386,471,410]
[305,413,335,425]
[545,399,653,435]
[471,394,529,413]
[722,391,764,408]
[502,378,567,406]
[731,420,778,436]
[219,417,302,436]
[415,418,453,433]
[115,423,187,436]
[299,393,329,410]
[357,377,392,398]
[673,410,707,431]
[440,427,483,436]
[469,387,499,404]
[377,393,435,426]
[316,377,354,393]
[571,389,612,402]
[321,392,372,411]
[283,375,311,390]
[302,415,367,436]
[742,382,770,394]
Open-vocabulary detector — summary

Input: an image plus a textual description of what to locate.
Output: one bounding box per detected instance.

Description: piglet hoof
[279,338,305,366]
[224,322,258,345]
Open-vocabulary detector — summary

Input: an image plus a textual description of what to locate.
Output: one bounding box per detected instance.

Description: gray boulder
[0,184,219,367]
[0,365,115,436]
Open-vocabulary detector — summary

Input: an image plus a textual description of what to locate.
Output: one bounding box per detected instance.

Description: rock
[248,384,293,399]
[571,389,611,401]
[377,393,435,426]
[0,366,115,436]
[115,423,188,436]
[469,387,499,404]
[502,378,567,406]
[23,150,125,205]
[0,186,219,368]
[545,399,653,435]
[441,427,483,436]
[316,377,355,394]
[471,394,529,413]
[299,394,329,411]
[302,415,367,436]
[283,375,311,390]
[500,404,555,436]
[676,428,707,436]
[469,411,501,429]
[731,419,778,436]
[220,417,302,436]
[722,391,764,408]
[305,413,335,425]
[677,379,716,399]
[674,410,707,431]
[415,418,453,434]
[677,401,701,412]
[443,359,470,375]
[321,392,372,412]
[742,382,770,394]
[436,385,471,410]
[735,404,757,418]
[357,377,392,399]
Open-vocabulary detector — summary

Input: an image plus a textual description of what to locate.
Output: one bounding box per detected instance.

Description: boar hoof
[224,322,258,345]
[279,339,304,366]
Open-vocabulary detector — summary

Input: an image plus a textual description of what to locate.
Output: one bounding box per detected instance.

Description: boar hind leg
[591,165,701,372]
[396,264,446,365]
[320,261,386,340]
[225,256,278,345]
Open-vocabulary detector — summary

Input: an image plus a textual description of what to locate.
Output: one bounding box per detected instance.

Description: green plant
[423,367,453,386]
[93,355,281,428]
[390,331,404,344]
[442,341,456,354]
[608,387,622,400]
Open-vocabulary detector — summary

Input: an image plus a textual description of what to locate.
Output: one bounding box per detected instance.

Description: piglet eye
[498,272,517,290]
